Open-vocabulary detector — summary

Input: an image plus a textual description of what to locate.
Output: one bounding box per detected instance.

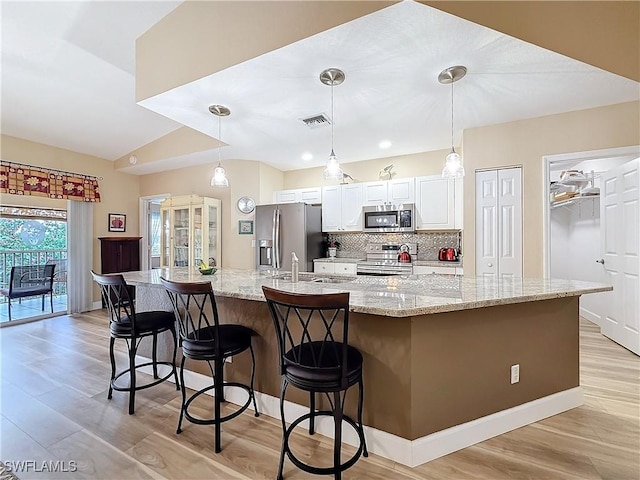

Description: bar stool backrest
[91,271,137,333]
[160,278,221,354]
[262,286,351,389]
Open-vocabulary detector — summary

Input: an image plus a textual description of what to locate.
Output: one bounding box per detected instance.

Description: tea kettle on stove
[438,248,458,262]
[398,244,412,263]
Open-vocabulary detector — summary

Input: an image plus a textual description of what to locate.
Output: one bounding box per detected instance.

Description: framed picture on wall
[108,213,126,232]
[238,220,253,235]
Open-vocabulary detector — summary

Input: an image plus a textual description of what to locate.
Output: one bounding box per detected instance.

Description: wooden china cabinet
[99,237,141,274]
[98,237,141,306]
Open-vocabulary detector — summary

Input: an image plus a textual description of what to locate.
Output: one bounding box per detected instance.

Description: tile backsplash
[327,231,462,260]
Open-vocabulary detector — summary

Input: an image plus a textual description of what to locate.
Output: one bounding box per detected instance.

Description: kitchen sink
[271,273,354,284]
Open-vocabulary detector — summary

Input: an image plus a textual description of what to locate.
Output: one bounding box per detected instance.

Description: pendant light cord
[217,115,222,166]
[450,79,454,151]
[330,80,335,154]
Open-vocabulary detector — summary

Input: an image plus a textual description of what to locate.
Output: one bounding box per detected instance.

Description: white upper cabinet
[362,181,387,206]
[321,185,341,231]
[274,187,322,205]
[362,178,415,206]
[388,178,415,204]
[321,184,363,232]
[341,183,364,231]
[274,190,297,204]
[415,175,462,230]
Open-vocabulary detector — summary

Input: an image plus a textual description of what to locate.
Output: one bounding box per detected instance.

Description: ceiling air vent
[300,113,331,129]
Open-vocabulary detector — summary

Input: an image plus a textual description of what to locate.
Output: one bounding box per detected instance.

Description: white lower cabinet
[313,262,357,274]
[413,265,462,275]
[333,263,357,274]
[314,262,334,273]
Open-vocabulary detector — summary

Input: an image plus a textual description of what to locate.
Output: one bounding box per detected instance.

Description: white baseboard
[580,306,601,326]
[140,360,583,467]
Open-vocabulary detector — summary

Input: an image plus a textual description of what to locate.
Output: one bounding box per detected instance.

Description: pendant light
[320,68,345,181]
[209,104,230,188]
[438,66,467,179]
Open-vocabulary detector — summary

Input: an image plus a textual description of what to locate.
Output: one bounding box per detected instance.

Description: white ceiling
[2,1,639,175]
[1,1,182,160]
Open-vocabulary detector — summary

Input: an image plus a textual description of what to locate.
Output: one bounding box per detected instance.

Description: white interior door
[476,170,498,277]
[497,168,523,279]
[599,157,639,355]
[476,168,522,278]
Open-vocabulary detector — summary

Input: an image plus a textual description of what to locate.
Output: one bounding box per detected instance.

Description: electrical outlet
[510,364,520,384]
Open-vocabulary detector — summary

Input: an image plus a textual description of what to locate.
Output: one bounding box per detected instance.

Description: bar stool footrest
[183,382,254,426]
[283,410,365,476]
[111,361,176,392]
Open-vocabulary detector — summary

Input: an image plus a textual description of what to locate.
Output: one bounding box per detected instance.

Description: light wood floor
[1,312,638,479]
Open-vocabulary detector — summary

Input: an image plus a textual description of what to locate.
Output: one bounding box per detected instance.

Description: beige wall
[1,134,141,302]
[259,163,284,205]
[138,159,272,269]
[462,101,640,277]
[136,1,394,101]
[114,126,220,172]
[423,1,639,82]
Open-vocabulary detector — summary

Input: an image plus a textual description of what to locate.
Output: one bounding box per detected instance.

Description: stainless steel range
[357,243,417,276]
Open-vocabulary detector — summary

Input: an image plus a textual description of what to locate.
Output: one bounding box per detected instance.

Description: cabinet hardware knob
[595,259,605,264]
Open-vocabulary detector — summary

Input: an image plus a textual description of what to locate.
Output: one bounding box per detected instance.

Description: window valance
[0,161,101,202]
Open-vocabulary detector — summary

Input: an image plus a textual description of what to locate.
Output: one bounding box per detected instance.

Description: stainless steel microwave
[362,204,415,233]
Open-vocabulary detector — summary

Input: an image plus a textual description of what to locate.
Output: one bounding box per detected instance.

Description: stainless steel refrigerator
[255,203,322,272]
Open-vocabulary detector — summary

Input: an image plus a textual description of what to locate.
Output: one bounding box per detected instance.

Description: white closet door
[476,170,498,277]
[475,168,522,278]
[600,157,639,355]
[497,168,523,279]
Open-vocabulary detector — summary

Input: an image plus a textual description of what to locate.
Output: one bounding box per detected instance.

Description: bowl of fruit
[198,261,216,275]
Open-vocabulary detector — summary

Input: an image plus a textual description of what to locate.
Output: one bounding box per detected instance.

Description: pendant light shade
[209,104,230,188]
[438,66,467,179]
[320,68,345,181]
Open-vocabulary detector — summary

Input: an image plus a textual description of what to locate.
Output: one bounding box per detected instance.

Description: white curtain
[67,200,94,313]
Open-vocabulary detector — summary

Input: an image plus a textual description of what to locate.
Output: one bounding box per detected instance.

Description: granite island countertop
[122,267,611,318]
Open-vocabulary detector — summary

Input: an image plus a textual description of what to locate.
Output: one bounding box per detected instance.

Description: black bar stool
[262,286,368,480]
[91,271,179,415]
[161,277,259,453]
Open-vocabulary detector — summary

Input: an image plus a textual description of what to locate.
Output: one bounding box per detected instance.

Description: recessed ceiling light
[379,140,392,149]
[301,152,313,161]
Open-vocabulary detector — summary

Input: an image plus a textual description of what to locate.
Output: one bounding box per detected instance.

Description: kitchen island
[123,268,610,466]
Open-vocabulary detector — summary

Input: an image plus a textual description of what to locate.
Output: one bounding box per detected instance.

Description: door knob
[487,263,493,267]
[596,259,605,264]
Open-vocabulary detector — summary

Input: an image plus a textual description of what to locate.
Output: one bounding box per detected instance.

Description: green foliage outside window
[0,218,67,251]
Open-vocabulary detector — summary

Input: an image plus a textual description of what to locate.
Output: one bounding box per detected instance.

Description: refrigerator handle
[273,208,281,269]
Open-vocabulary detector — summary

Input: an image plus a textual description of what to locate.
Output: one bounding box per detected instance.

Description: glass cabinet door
[159,195,221,269]
[161,208,170,267]
[207,204,218,266]
[172,207,190,266]
[193,206,203,266]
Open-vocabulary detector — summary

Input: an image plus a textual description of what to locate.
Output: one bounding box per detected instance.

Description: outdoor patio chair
[0,264,56,321]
